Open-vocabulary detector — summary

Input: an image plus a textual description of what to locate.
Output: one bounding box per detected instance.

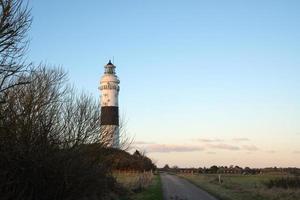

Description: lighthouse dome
[100,60,120,84]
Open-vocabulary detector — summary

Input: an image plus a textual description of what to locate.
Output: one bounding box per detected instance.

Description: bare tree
[0,65,66,150]
[59,92,102,148]
[0,66,120,200]
[0,0,32,103]
[118,114,134,150]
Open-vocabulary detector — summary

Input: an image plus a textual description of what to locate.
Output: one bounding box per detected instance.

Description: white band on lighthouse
[99,60,120,148]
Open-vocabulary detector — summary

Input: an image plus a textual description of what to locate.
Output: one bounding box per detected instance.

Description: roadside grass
[129,175,163,200]
[114,171,143,191]
[114,171,163,200]
[178,173,300,200]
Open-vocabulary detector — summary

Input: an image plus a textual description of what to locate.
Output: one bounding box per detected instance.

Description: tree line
[162,165,300,175]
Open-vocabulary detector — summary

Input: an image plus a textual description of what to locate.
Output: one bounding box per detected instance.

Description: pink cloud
[208,143,240,151]
[242,145,259,151]
[206,151,216,154]
[195,138,223,143]
[232,137,250,142]
[266,150,276,154]
[134,141,154,145]
[141,144,204,153]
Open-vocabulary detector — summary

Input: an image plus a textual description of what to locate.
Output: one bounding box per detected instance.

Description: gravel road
[160,173,218,200]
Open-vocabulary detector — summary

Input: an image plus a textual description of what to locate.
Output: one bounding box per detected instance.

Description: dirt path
[160,173,218,200]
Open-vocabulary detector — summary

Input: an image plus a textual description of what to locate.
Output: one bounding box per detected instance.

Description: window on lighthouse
[105,67,115,74]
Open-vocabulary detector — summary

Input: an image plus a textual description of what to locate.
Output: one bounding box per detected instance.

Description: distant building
[99,60,120,148]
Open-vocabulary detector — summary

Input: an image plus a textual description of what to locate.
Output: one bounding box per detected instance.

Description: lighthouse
[99,60,120,148]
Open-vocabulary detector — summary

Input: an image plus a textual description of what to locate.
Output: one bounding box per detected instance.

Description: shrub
[101,148,156,172]
[0,68,121,200]
[264,177,300,189]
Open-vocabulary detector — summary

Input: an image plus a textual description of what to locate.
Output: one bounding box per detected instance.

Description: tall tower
[99,60,120,148]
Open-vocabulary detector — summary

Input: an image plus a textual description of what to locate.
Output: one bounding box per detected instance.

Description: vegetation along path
[160,173,218,200]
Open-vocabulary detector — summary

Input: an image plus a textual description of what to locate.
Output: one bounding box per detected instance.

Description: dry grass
[114,171,154,192]
[178,173,300,200]
[129,175,163,200]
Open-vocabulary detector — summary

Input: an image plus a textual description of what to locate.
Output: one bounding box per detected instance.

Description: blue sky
[29,0,300,167]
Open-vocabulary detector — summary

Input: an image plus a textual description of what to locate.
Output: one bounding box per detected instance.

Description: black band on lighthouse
[101,106,119,125]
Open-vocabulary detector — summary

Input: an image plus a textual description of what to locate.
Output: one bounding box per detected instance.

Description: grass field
[114,171,163,200]
[178,173,300,200]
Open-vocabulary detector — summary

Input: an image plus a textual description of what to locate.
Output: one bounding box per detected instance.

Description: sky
[28,0,300,168]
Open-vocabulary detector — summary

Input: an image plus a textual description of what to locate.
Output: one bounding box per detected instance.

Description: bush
[0,67,121,200]
[0,145,116,200]
[264,177,300,189]
[101,148,156,172]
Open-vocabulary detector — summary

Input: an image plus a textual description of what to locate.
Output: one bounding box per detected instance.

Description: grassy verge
[114,171,143,191]
[178,173,300,200]
[114,172,163,200]
[129,174,163,200]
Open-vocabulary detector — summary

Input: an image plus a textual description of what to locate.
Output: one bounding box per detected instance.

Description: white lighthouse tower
[99,60,120,148]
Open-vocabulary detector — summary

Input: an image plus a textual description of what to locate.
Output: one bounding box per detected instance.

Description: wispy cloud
[195,138,223,143]
[293,151,300,154]
[232,137,250,142]
[207,143,240,151]
[206,151,216,154]
[135,140,261,153]
[266,150,276,154]
[141,144,204,153]
[134,141,155,145]
[242,145,259,151]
